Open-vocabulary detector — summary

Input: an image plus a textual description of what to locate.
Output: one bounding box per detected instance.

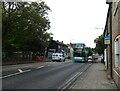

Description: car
[52,53,65,62]
[87,56,93,62]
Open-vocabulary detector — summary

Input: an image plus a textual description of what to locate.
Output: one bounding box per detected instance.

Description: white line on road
[22,69,31,73]
[68,72,83,89]
[37,66,44,69]
[18,69,23,73]
[60,72,83,89]
[0,69,31,79]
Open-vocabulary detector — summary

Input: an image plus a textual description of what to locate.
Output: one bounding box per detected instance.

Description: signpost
[104,36,110,44]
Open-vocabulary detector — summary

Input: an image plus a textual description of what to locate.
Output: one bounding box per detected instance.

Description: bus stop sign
[104,36,110,44]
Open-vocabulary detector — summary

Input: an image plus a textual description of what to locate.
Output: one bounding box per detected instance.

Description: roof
[52,40,68,47]
[103,5,110,36]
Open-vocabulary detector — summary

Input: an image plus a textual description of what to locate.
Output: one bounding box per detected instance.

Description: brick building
[46,39,68,59]
[104,0,120,88]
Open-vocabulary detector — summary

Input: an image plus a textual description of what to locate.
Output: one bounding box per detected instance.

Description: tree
[85,47,92,56]
[2,1,52,53]
[94,35,104,55]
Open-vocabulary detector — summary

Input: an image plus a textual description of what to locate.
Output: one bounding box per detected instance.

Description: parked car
[52,53,65,62]
[87,56,93,62]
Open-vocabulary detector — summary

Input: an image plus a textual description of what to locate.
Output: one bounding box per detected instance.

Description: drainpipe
[106,1,112,78]
[110,3,113,78]
[103,30,105,65]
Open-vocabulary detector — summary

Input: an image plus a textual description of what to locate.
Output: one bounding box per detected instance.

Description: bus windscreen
[73,52,84,57]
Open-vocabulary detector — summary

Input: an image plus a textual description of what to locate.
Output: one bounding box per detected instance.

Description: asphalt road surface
[2,61,92,89]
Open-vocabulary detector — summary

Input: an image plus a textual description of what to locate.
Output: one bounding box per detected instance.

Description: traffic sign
[104,36,110,44]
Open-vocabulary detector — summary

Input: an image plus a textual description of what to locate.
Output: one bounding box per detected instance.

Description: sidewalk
[2,58,52,66]
[69,61,118,89]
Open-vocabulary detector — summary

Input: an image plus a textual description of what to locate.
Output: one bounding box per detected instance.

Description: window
[73,52,85,57]
[114,35,120,71]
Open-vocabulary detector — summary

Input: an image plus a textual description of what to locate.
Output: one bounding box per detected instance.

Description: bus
[71,43,87,62]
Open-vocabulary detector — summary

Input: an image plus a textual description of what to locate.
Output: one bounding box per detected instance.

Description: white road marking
[67,64,93,89]
[37,66,44,69]
[1,65,46,79]
[22,69,31,73]
[18,69,23,73]
[1,72,22,79]
[68,72,83,89]
[60,72,83,89]
[0,69,31,79]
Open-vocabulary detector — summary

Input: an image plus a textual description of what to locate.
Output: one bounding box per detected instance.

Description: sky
[42,0,109,48]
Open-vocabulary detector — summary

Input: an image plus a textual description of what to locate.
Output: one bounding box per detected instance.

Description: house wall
[62,45,69,57]
[68,46,73,59]
[46,40,69,58]
[104,1,120,88]
[46,40,58,58]
[112,1,120,89]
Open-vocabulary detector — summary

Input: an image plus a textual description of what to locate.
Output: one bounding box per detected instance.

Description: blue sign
[104,36,110,44]
[104,36,110,40]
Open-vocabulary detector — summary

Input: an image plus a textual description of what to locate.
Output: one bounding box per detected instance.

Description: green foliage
[88,48,92,56]
[2,1,52,53]
[95,35,104,55]
[85,47,92,56]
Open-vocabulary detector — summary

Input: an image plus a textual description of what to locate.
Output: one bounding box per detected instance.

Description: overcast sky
[42,0,109,48]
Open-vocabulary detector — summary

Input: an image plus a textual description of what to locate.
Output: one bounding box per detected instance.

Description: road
[2,61,92,89]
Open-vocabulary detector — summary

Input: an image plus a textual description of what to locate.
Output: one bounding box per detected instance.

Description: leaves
[95,35,104,55]
[2,1,52,53]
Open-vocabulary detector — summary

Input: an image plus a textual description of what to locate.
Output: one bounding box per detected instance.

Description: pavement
[69,60,119,89]
[2,58,52,66]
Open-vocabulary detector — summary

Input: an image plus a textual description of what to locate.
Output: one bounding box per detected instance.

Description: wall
[112,1,120,89]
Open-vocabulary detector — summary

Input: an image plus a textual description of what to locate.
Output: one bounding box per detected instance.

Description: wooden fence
[2,52,42,65]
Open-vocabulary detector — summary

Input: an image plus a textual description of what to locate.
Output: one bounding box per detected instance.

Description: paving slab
[69,62,118,89]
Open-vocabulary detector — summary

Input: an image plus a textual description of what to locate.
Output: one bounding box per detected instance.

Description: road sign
[104,36,110,44]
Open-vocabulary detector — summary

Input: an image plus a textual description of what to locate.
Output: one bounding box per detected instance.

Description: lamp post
[95,27,104,30]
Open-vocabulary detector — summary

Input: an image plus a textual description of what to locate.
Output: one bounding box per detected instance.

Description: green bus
[72,48,87,62]
[72,43,87,62]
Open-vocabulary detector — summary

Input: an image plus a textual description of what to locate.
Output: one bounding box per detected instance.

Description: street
[2,61,92,89]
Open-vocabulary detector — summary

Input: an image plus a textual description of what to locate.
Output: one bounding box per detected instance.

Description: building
[46,39,68,58]
[103,4,111,76]
[67,44,73,59]
[104,0,120,88]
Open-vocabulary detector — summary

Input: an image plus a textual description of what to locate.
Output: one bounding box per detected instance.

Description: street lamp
[95,27,104,30]
[95,27,104,36]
